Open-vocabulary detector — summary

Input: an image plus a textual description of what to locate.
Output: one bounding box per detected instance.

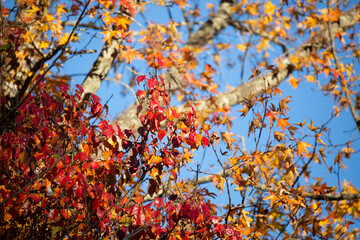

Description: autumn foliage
[1,0,360,239]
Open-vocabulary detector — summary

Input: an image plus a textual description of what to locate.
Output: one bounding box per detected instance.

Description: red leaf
[48,209,58,221]
[76,84,84,94]
[157,57,163,68]
[164,157,175,166]
[190,105,197,117]
[265,108,279,122]
[78,152,88,162]
[59,176,71,186]
[59,84,68,92]
[116,124,125,139]
[15,115,24,125]
[150,99,159,110]
[76,186,85,198]
[90,161,100,169]
[136,75,146,84]
[158,129,167,142]
[98,120,106,130]
[213,224,225,233]
[96,208,105,219]
[188,208,200,221]
[202,136,209,146]
[136,90,145,99]
[171,136,181,148]
[154,198,163,208]
[147,78,157,89]
[159,75,165,86]
[32,117,41,127]
[92,94,100,103]
[91,102,102,115]
[103,125,115,138]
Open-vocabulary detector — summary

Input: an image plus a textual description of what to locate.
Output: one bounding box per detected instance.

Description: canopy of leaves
[0,0,360,239]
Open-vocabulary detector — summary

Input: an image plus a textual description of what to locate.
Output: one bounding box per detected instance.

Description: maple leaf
[274,131,286,141]
[101,30,121,44]
[305,75,316,84]
[249,65,261,80]
[287,75,300,89]
[276,118,291,130]
[264,1,278,15]
[265,108,279,123]
[117,17,130,30]
[136,75,146,84]
[297,141,313,155]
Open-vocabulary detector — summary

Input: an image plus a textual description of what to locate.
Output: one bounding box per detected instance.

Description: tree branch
[80,34,124,100]
[171,5,360,120]
[143,168,360,202]
[113,0,236,129]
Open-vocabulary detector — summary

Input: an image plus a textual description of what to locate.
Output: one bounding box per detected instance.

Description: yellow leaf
[305,75,316,84]
[59,33,69,45]
[151,156,162,165]
[212,175,224,191]
[241,210,253,227]
[247,4,259,16]
[213,53,220,67]
[287,75,300,89]
[316,133,326,145]
[101,30,121,44]
[118,17,130,30]
[236,43,247,52]
[297,141,313,155]
[264,1,278,15]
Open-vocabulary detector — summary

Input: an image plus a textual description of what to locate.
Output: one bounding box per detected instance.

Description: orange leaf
[158,129,167,142]
[83,143,91,156]
[134,195,143,204]
[102,150,113,160]
[276,118,291,131]
[265,108,279,123]
[166,107,180,121]
[4,213,12,222]
[61,209,71,219]
[195,134,202,146]
[287,75,300,89]
[274,131,286,141]
[151,156,162,165]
